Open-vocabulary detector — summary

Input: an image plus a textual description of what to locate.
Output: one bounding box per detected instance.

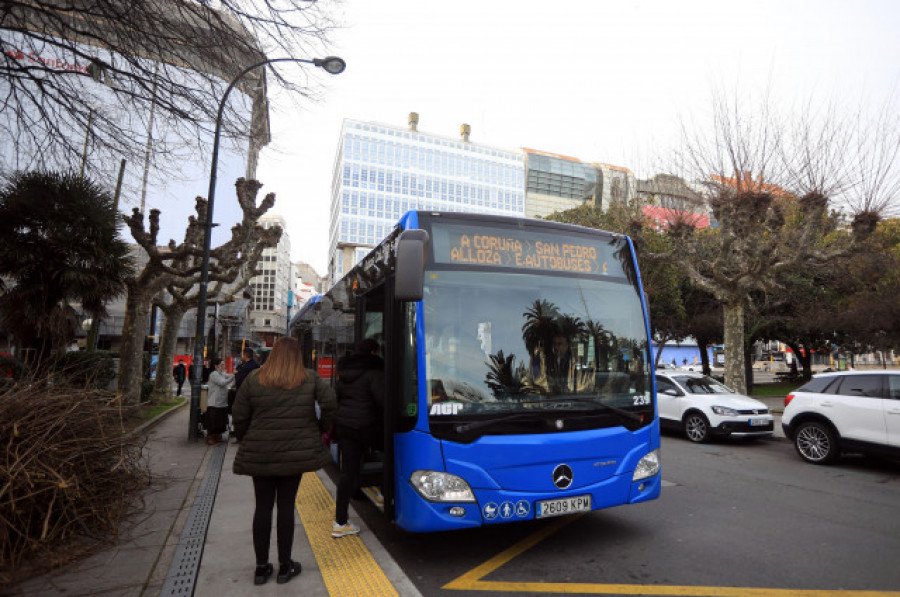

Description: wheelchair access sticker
[482,500,531,521]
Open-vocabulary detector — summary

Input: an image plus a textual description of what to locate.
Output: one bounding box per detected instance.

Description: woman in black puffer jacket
[232,337,336,585]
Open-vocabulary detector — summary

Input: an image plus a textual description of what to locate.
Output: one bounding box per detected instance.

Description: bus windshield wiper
[520,397,643,423]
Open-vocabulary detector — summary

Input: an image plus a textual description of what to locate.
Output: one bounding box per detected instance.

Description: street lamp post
[188,55,346,441]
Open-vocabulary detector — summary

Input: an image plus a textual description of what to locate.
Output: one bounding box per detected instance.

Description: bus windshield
[424,268,652,440]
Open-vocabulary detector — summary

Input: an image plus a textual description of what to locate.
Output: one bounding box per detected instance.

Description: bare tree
[657,91,897,393]
[151,227,276,402]
[119,178,279,404]
[0,0,337,181]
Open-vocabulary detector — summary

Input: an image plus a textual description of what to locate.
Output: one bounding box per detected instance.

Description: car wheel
[794,421,839,464]
[683,412,711,443]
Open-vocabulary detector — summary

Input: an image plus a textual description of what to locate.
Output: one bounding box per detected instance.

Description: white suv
[782,370,900,464]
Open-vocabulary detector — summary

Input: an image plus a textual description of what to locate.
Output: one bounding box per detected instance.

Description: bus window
[398,302,418,430]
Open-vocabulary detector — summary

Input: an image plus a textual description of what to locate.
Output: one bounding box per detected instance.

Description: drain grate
[159,442,226,596]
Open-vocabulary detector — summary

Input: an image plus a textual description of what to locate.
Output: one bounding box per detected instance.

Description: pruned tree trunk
[785,341,813,380]
[744,342,755,396]
[697,336,712,376]
[723,300,747,394]
[152,301,187,401]
[117,284,157,404]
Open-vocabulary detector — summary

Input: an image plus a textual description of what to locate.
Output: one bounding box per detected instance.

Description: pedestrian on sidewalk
[234,347,261,389]
[332,338,384,538]
[229,348,260,424]
[232,336,337,586]
[205,357,233,445]
[173,360,187,396]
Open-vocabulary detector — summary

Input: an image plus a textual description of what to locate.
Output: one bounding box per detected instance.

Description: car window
[675,375,733,394]
[833,374,885,398]
[797,376,838,393]
[888,375,900,400]
[656,377,680,395]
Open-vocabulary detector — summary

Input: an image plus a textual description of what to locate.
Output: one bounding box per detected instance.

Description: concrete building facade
[248,215,292,345]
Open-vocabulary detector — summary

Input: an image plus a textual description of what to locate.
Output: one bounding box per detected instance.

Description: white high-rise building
[327,113,526,284]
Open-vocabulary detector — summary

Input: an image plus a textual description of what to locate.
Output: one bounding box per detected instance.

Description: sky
[253,0,900,275]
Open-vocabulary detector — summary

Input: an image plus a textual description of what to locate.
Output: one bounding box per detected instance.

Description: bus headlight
[632,449,660,481]
[410,470,476,502]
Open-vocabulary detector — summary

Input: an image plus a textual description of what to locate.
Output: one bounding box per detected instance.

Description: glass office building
[523,149,599,218]
[328,116,525,283]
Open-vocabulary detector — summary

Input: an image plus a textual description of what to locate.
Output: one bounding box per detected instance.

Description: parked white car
[656,372,774,443]
[782,370,900,464]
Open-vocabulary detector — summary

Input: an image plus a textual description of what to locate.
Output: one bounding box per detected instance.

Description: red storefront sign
[317,357,335,379]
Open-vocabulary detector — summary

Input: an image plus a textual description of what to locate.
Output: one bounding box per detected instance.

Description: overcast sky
[254,0,900,275]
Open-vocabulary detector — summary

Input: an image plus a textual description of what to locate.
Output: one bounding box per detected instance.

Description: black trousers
[335,424,382,525]
[251,475,302,566]
[204,406,228,435]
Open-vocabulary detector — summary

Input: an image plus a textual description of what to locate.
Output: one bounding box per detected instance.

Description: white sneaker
[331,521,360,538]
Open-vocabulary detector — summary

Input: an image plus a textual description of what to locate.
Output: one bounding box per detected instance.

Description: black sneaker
[276,560,302,584]
[254,563,273,585]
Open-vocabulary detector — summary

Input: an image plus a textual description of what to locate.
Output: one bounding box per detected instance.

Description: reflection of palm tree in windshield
[520,300,588,393]
[611,237,639,289]
[585,318,615,370]
[547,315,585,391]
[485,350,531,400]
[521,299,560,359]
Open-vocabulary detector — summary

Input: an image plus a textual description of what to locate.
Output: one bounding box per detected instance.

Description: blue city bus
[293,211,660,532]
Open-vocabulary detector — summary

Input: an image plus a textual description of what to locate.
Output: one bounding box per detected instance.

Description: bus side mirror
[395,229,429,301]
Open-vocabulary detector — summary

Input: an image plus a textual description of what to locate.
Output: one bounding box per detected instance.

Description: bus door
[354,285,390,511]
[356,279,416,524]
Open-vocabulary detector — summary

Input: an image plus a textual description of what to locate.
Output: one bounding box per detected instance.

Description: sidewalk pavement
[8,400,417,597]
[193,431,420,596]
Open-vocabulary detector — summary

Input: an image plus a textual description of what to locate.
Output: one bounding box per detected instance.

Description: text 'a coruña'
[448,234,607,274]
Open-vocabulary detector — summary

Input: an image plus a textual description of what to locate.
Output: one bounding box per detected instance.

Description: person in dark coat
[232,337,336,585]
[172,360,186,396]
[332,338,384,538]
[235,347,260,389]
[229,348,260,420]
[201,359,212,384]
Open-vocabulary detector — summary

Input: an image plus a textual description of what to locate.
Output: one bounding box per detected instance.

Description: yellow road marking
[296,473,398,596]
[443,514,899,596]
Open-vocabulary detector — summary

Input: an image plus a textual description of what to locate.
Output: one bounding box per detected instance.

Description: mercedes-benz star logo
[552,464,573,489]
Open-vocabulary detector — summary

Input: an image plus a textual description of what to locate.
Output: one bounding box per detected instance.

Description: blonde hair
[257,337,307,389]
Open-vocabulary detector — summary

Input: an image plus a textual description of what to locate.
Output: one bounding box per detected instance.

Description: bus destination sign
[432,224,626,276]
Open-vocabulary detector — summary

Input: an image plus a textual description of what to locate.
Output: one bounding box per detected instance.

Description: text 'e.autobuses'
[447,233,608,275]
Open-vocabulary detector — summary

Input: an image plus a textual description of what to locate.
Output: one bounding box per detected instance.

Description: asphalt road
[352,434,900,596]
